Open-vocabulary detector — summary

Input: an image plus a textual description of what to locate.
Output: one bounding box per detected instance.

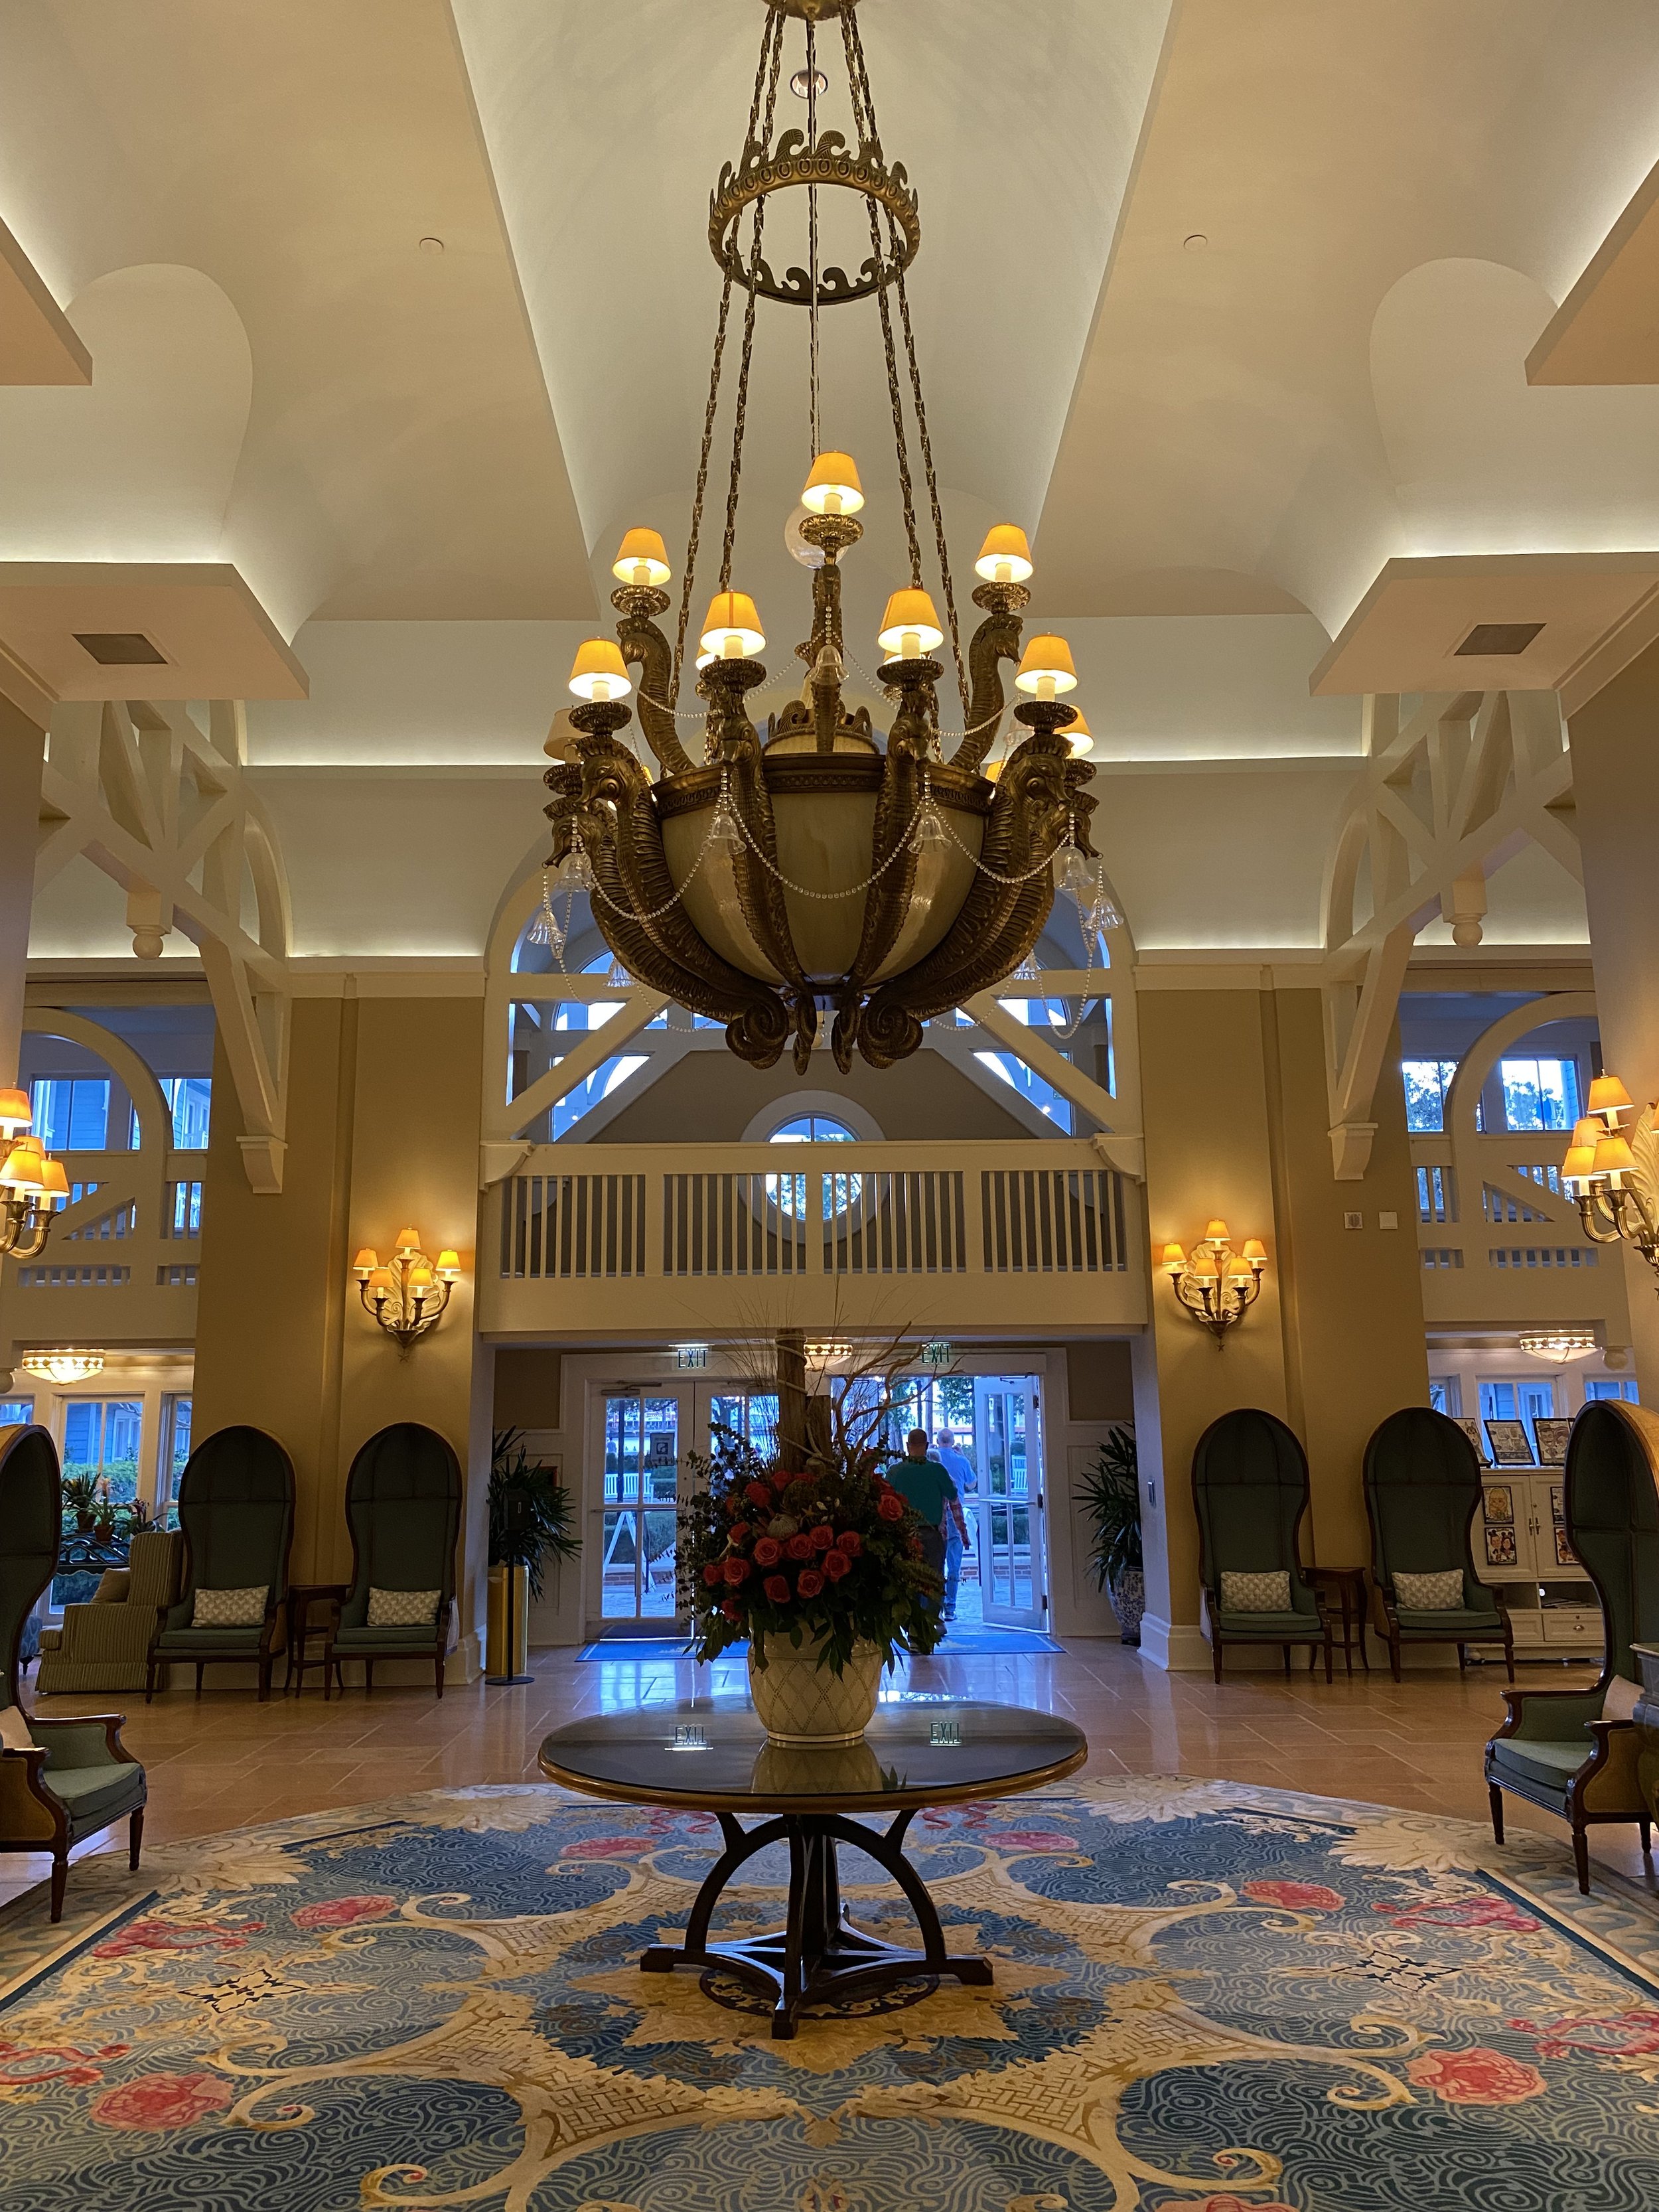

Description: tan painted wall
[194,991,489,1671]
[1066,1339,1134,1422]
[494,1348,563,1430]
[1135,986,1427,1660]
[599,1043,1030,1143]
[1569,639,1659,1399]
[0,701,44,1084]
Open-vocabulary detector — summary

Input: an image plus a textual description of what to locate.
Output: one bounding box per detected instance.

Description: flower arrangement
[680,1419,944,1676]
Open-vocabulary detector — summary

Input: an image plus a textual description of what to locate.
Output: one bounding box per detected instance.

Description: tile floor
[5,1638,1651,1912]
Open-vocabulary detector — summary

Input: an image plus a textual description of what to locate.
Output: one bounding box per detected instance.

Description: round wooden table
[540,1696,1088,2039]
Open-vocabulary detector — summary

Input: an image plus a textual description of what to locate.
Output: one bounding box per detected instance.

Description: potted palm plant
[488,1430,579,1678]
[1078,1426,1144,1645]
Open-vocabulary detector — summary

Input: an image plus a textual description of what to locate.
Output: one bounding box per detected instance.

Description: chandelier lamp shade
[1160,1222,1269,1344]
[1517,1330,1599,1366]
[20,1349,105,1386]
[0,1088,71,1260]
[352,1229,463,1353]
[540,0,1104,1074]
[1558,1071,1659,1280]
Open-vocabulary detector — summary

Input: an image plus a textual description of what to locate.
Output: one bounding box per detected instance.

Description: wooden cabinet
[1475,1474,1603,1657]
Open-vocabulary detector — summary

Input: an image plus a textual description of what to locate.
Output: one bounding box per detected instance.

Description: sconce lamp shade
[1015,634,1078,695]
[395,1225,422,1250]
[1559,1140,1598,1185]
[877,589,944,656]
[0,1088,30,1136]
[37,1159,70,1205]
[367,1267,394,1297]
[699,591,766,660]
[1593,1136,1637,1183]
[974,524,1033,583]
[801,450,865,515]
[1159,1242,1186,1273]
[1588,1074,1634,1120]
[435,1249,462,1278]
[352,1248,378,1278]
[1242,1238,1268,1266]
[1189,1248,1220,1277]
[1204,1219,1230,1240]
[407,1265,435,1291]
[611,528,671,587]
[1061,709,1094,757]
[0,1142,44,1191]
[568,638,633,701]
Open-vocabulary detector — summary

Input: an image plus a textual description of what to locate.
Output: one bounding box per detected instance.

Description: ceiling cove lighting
[1159,1222,1269,1344]
[538,0,1109,1074]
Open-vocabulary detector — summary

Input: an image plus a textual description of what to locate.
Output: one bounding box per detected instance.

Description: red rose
[91,2071,234,2131]
[1406,2047,1546,2106]
[785,1531,814,1560]
[877,1493,905,1522]
[753,1536,782,1567]
[837,1530,862,1557]
[1242,1880,1344,1913]
[809,1522,834,1551]
[762,1573,791,1603]
[729,1520,749,1544]
[721,1600,742,1621]
[745,1480,772,1507]
[702,1563,724,1587]
[823,1548,850,1581]
[723,1556,751,1585]
[796,1568,825,1598]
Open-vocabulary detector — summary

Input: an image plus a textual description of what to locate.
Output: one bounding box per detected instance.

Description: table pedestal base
[640,1808,991,2039]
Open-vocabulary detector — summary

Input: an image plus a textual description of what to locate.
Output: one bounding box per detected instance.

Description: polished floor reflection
[7,1637,1646,1911]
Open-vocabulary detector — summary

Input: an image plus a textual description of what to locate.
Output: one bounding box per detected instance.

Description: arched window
[765,1110,863,1220]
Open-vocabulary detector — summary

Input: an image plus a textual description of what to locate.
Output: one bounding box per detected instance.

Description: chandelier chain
[671,8,780,701]
[806,19,820,466]
[719,21,784,590]
[844,9,970,724]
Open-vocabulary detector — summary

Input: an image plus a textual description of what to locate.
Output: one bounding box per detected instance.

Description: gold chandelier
[0,1088,70,1259]
[541,0,1105,1074]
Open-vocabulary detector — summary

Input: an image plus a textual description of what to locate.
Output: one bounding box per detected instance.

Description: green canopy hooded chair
[1486,1398,1659,1892]
[147,1424,295,1702]
[0,1424,146,1921]
[1192,1408,1333,1682]
[1364,1404,1515,1682]
[321,1423,463,1698]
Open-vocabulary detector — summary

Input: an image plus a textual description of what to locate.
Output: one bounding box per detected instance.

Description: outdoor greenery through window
[1402,1059,1459,1132]
[1497,1057,1579,1132]
[766,1112,862,1220]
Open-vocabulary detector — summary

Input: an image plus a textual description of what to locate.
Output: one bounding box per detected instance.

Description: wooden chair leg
[1457,1643,1467,1670]
[1323,1626,1334,1685]
[145,1657,157,1704]
[1488,1782,1505,1844]
[1212,1633,1223,1684]
[49,1853,68,1923]
[129,1807,144,1870]
[1640,1816,1652,1855]
[364,1660,375,1695]
[1388,1631,1402,1684]
[194,1663,204,1696]
[1503,1622,1515,1685]
[1573,1823,1591,1895]
[435,1648,445,1700]
[1281,1644,1291,1678]
[257,1653,273,1702]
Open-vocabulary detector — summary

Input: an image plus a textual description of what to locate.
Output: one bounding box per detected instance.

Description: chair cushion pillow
[1488,1736,1588,1793]
[1604,1673,1642,1722]
[368,1586,440,1628]
[191,1585,267,1629]
[1220,1569,1291,1613]
[1393,1568,1465,1610]
[45,1759,145,1829]
[0,1704,35,1753]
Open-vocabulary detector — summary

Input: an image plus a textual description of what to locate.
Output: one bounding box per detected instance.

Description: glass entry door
[971,1376,1045,1627]
[594,1389,687,1629]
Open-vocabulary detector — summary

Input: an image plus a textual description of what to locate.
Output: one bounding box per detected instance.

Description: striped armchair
[36,1532,184,1695]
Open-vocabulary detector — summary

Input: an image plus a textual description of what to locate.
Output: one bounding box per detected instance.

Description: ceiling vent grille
[1454,621,1544,658]
[74,632,168,666]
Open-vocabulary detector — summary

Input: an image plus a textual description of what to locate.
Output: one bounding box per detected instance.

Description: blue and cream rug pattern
[1,1777,1657,2209]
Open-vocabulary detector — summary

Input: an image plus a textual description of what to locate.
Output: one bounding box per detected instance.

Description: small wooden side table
[286,1582,348,1695]
[1306,1564,1370,1675]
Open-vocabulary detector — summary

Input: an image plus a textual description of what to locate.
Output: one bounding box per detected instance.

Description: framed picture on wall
[1482,1484,1514,1526]
[1454,1418,1488,1463]
[1484,1419,1534,1467]
[1534,1418,1572,1467]
[1484,1525,1519,1568]
[1554,1526,1579,1568]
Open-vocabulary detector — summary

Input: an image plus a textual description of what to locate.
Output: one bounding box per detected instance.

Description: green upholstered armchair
[1486,1398,1659,1892]
[1364,1405,1514,1682]
[0,1424,146,1921]
[36,1530,184,1694]
[322,1423,463,1698]
[1192,1408,1333,1682]
[147,1425,295,1702]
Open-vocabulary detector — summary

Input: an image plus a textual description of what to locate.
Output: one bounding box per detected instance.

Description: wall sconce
[0,1089,70,1259]
[352,1226,463,1351]
[1560,1074,1659,1279]
[1159,1220,1268,1343]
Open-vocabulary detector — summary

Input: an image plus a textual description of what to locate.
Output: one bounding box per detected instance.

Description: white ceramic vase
[748,1633,883,1746]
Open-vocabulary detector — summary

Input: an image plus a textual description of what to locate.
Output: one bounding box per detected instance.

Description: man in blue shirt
[933,1430,977,1621]
[885,1430,963,1585]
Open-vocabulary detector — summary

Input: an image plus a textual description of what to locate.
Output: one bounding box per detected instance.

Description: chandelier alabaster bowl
[541,0,1105,1074]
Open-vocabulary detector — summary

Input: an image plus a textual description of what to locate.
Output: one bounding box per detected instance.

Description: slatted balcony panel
[979,1167,1125,1273]
[662,1172,808,1276]
[824,1170,968,1274]
[60,1200,137,1244]
[500,1172,646,1280]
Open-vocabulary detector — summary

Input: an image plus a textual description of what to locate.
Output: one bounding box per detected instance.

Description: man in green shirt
[886,1429,965,1582]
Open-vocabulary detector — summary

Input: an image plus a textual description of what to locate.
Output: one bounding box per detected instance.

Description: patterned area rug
[1,1777,1657,2210]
